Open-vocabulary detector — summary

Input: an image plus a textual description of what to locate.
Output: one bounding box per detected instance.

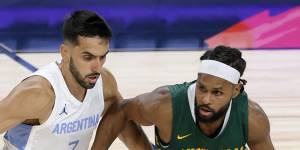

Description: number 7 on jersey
[69,140,79,150]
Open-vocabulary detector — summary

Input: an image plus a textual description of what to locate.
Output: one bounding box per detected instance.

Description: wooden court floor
[0,50,299,149]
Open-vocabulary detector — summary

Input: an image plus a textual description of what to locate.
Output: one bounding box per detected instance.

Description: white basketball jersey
[3,62,105,150]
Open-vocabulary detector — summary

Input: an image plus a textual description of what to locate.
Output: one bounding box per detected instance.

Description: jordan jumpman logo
[59,104,68,115]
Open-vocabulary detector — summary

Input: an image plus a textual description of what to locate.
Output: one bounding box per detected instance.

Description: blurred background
[0,0,300,52]
[0,0,300,149]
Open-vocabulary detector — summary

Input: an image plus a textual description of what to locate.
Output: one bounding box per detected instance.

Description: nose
[202,93,211,105]
[91,58,104,73]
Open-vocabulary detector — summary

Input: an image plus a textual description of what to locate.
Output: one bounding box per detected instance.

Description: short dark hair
[62,10,112,45]
[200,45,247,91]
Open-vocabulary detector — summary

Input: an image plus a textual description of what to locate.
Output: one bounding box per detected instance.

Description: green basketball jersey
[155,82,248,150]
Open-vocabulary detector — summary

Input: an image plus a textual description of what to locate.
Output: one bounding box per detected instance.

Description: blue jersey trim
[4,124,32,149]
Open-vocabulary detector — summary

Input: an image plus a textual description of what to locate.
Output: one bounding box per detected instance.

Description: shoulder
[128,86,172,126]
[101,68,118,96]
[101,67,115,80]
[101,67,116,87]
[134,86,171,107]
[167,82,193,97]
[10,75,54,103]
[248,100,269,128]
[248,100,270,143]
[3,75,54,119]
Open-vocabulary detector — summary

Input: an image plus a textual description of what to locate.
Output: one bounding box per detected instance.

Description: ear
[60,43,70,63]
[232,83,242,98]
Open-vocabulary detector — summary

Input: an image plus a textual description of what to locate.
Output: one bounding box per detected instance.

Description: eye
[83,55,93,61]
[198,85,207,92]
[213,91,223,96]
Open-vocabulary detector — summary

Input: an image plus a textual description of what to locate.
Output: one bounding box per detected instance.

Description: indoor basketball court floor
[0,50,299,149]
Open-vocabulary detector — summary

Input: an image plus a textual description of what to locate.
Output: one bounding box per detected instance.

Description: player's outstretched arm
[247,100,275,150]
[92,86,171,150]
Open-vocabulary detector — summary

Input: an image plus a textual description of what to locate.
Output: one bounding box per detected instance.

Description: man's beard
[195,100,231,124]
[69,57,99,89]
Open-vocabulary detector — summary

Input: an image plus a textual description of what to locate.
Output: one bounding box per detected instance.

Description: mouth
[199,107,213,117]
[87,75,99,84]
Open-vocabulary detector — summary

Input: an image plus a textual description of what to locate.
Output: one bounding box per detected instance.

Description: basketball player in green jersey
[92,46,275,150]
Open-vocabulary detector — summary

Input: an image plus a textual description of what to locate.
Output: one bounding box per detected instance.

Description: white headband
[198,60,241,84]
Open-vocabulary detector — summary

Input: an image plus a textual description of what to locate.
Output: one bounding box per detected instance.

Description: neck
[197,114,226,138]
[59,62,86,101]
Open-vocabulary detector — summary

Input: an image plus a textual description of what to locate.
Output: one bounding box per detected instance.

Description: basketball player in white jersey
[0,10,152,150]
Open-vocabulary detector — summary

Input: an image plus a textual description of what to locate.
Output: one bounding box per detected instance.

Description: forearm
[92,96,156,150]
[118,121,152,150]
[92,103,128,150]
